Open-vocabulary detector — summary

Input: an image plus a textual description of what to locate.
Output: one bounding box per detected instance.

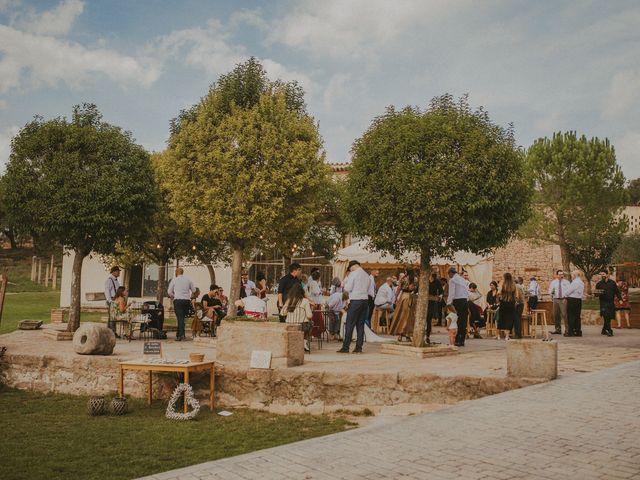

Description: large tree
[163,58,327,315]
[627,178,640,206]
[344,95,530,347]
[3,104,156,331]
[612,233,640,264]
[522,132,627,272]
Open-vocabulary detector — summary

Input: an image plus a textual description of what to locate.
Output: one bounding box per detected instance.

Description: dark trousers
[366,296,374,328]
[427,300,439,327]
[567,298,582,335]
[341,299,368,352]
[528,295,538,311]
[106,301,116,334]
[173,299,191,339]
[514,303,524,339]
[453,298,468,346]
[329,311,341,335]
[601,304,615,334]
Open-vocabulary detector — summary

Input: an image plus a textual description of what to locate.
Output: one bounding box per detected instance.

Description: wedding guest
[549,270,570,334]
[497,273,521,341]
[615,278,631,329]
[445,306,458,346]
[241,270,256,298]
[329,277,343,295]
[375,277,396,314]
[337,260,371,354]
[565,270,585,336]
[235,288,267,320]
[256,271,268,299]
[514,277,527,339]
[167,267,196,341]
[366,269,379,327]
[427,272,444,330]
[277,262,303,323]
[389,269,418,342]
[527,276,541,311]
[282,282,313,352]
[326,290,349,340]
[109,286,130,338]
[595,271,621,337]
[468,282,484,338]
[104,265,121,334]
[307,268,323,305]
[447,267,469,346]
[439,277,448,326]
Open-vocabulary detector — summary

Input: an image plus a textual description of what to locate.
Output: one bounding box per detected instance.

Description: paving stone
[135,360,640,480]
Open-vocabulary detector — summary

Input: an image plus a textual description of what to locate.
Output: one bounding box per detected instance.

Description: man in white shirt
[527,276,541,310]
[548,269,571,334]
[167,267,196,341]
[241,271,256,298]
[374,277,395,313]
[104,266,121,334]
[565,270,585,337]
[337,260,370,354]
[447,267,470,346]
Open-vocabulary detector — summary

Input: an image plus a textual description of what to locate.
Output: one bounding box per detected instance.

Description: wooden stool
[530,309,550,340]
[371,307,389,334]
[485,309,498,338]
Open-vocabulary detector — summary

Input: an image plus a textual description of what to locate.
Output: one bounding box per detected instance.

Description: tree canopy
[344,94,530,346]
[3,104,156,330]
[162,58,328,314]
[627,178,640,206]
[521,132,628,273]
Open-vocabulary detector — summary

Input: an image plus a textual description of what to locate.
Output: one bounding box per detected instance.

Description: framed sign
[144,341,162,356]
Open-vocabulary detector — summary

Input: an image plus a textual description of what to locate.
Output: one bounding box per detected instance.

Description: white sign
[250,350,272,369]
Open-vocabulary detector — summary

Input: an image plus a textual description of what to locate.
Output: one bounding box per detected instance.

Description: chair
[530,309,550,340]
[371,307,390,334]
[485,309,498,338]
[310,308,325,350]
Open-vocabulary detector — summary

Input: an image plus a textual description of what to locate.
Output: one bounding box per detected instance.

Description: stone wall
[493,238,563,293]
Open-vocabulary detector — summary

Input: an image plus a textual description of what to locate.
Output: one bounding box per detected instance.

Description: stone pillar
[507,340,558,380]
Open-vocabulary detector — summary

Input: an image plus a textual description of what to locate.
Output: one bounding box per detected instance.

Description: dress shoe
[336,349,349,353]
[574,332,582,337]
[606,331,614,337]
[563,333,574,337]
[454,342,464,347]
[551,330,561,335]
[351,349,363,354]
[601,330,607,335]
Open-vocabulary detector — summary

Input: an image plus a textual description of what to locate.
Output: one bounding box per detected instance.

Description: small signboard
[250,350,272,369]
[144,341,162,357]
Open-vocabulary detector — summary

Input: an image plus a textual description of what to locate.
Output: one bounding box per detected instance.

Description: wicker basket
[189,352,205,363]
[110,396,128,416]
[87,396,106,416]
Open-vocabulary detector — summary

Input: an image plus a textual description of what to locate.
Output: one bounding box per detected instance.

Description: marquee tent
[333,240,494,297]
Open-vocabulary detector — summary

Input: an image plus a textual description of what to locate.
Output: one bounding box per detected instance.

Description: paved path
[139,362,640,480]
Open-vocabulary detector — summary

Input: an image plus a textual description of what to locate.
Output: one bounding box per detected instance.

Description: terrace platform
[1,324,639,415]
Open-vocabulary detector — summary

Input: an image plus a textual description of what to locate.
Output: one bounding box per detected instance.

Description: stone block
[72,322,116,355]
[507,339,557,380]
[50,308,67,323]
[216,320,304,367]
[43,328,74,341]
[380,343,458,358]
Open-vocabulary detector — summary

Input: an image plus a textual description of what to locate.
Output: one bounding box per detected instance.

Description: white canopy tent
[333,240,494,296]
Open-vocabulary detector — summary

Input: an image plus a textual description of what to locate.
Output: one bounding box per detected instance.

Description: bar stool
[485,309,498,338]
[530,309,550,340]
[371,307,390,334]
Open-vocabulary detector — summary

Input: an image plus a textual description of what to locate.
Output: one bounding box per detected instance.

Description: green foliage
[3,104,157,256]
[627,178,640,206]
[521,131,628,270]
[0,386,352,480]
[612,233,640,263]
[344,94,530,259]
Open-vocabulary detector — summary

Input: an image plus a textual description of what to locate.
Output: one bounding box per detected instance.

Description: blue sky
[1,0,639,179]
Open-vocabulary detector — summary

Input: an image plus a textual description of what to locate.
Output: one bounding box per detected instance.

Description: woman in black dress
[498,273,517,340]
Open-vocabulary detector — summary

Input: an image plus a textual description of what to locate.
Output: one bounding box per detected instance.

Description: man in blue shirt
[447,267,469,347]
[337,260,370,354]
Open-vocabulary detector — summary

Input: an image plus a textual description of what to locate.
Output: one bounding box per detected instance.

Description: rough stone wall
[493,238,563,293]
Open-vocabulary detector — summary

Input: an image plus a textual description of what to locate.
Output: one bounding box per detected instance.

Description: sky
[1,0,639,179]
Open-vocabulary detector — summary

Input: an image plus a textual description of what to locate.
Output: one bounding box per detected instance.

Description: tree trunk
[3,229,17,250]
[156,262,167,304]
[228,244,243,316]
[412,249,431,348]
[206,263,216,285]
[282,254,291,278]
[559,238,571,273]
[67,249,87,332]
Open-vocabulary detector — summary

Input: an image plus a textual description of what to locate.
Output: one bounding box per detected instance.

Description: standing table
[118,360,215,413]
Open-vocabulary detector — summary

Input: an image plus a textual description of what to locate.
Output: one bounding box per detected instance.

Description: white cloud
[0,125,20,173]
[0,25,161,93]
[15,0,84,36]
[268,0,470,59]
[0,99,7,109]
[604,69,640,120]
[323,73,351,109]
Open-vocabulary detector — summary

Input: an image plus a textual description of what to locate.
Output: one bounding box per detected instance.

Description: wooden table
[118,360,215,413]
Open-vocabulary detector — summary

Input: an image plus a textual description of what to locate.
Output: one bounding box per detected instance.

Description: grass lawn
[0,386,354,480]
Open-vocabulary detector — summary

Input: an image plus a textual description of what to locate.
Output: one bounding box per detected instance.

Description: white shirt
[283,297,313,324]
[447,274,469,304]
[375,283,395,306]
[343,267,371,300]
[468,290,483,306]
[104,274,120,303]
[548,278,571,299]
[326,292,345,312]
[527,280,540,297]
[307,278,323,304]
[446,312,458,330]
[167,275,196,300]
[368,275,377,298]
[243,279,256,297]
[242,295,267,313]
[565,277,585,299]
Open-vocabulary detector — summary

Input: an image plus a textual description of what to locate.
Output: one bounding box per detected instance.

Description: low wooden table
[118,360,215,413]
